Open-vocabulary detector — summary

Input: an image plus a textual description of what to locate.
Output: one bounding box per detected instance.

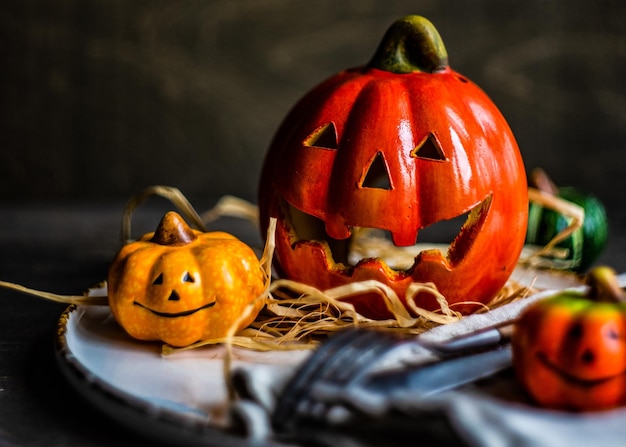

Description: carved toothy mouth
[281,194,492,273]
[133,300,216,318]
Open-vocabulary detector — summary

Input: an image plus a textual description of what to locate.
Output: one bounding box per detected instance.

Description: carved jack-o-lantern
[258,15,528,319]
[107,211,265,347]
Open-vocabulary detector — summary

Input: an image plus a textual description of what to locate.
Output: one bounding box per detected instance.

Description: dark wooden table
[0,201,624,446]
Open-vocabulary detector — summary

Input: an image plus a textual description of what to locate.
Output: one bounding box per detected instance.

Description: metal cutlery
[272,324,514,436]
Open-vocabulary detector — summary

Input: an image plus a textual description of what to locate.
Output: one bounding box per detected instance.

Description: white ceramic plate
[55,304,309,446]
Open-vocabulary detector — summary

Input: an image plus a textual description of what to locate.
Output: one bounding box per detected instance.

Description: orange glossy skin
[107,212,265,347]
[513,293,626,411]
[259,56,527,319]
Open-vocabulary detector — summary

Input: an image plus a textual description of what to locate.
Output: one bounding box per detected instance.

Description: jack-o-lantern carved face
[107,212,265,347]
[258,15,528,319]
[513,268,626,411]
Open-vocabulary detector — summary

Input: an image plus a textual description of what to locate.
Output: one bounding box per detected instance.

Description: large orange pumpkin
[258,15,528,319]
[107,211,266,347]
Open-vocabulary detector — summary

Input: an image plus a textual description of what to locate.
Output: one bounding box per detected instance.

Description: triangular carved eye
[412,133,446,160]
[152,273,164,285]
[361,152,392,190]
[304,123,338,149]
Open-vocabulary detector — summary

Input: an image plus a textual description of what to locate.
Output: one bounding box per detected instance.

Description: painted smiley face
[514,295,626,411]
[132,271,216,318]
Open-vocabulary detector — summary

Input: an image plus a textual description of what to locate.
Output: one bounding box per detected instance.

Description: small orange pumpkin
[513,266,626,411]
[107,211,266,347]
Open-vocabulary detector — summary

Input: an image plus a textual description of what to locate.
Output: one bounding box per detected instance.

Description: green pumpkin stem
[586,266,625,303]
[151,211,197,246]
[367,15,449,74]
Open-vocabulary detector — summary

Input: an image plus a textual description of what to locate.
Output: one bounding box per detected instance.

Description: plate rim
[54,304,272,447]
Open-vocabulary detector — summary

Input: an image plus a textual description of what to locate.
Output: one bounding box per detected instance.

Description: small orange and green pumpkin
[513,266,626,411]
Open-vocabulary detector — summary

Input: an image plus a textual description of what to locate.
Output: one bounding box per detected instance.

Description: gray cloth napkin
[230,274,626,447]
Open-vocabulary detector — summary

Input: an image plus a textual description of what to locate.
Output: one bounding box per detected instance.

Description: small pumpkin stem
[367,15,449,74]
[530,168,559,196]
[151,211,197,246]
[586,266,625,303]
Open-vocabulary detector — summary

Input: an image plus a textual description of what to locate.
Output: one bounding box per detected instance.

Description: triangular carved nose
[360,152,392,190]
[168,290,181,301]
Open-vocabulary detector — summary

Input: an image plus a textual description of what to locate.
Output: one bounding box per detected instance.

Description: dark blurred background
[2,0,625,210]
[0,4,624,444]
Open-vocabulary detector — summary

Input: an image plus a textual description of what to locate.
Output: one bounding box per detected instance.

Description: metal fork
[271,326,512,438]
[272,329,406,432]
